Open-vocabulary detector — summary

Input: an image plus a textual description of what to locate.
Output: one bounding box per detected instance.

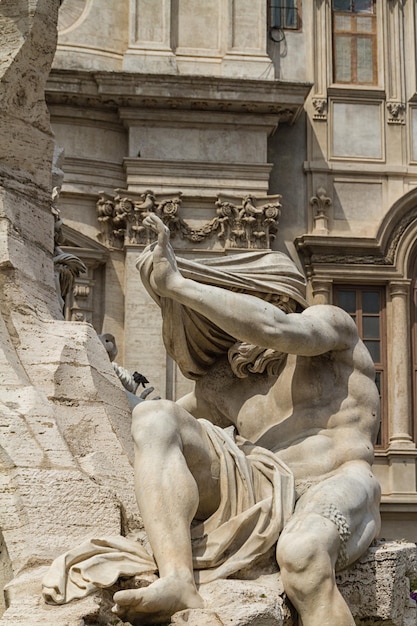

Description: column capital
[388,279,411,298]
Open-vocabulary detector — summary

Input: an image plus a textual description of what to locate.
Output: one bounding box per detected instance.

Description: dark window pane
[362,291,380,314]
[334,0,352,10]
[354,0,373,13]
[337,290,356,313]
[374,371,381,394]
[363,316,380,339]
[271,8,282,27]
[285,4,297,28]
[364,340,380,362]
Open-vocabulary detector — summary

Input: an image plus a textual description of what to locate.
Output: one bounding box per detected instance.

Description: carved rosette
[96,191,282,250]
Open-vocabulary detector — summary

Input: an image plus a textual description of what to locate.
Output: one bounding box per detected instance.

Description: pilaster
[388,280,415,449]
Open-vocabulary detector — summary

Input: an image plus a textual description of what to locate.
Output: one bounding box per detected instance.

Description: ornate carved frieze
[96,191,282,250]
[387,101,406,125]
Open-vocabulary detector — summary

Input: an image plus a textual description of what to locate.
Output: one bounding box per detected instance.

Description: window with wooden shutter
[332,0,377,85]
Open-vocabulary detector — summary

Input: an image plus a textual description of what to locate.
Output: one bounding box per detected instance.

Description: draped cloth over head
[136,247,308,380]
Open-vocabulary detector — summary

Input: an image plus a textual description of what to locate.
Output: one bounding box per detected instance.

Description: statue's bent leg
[112,399,221,624]
[276,461,380,626]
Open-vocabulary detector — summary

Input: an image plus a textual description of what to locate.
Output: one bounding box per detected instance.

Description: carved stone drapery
[96,191,282,250]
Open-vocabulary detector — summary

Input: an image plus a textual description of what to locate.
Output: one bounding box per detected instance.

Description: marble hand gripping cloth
[42,421,294,603]
[138,247,308,379]
[43,249,300,604]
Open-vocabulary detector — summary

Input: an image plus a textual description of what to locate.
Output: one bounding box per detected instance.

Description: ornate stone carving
[51,186,87,314]
[312,98,327,121]
[96,191,282,250]
[43,214,382,626]
[310,187,331,234]
[387,101,406,125]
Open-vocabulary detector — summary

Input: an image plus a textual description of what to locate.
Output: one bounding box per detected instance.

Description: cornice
[46,69,312,121]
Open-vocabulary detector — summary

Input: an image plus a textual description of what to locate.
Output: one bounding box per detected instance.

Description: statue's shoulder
[301,303,356,328]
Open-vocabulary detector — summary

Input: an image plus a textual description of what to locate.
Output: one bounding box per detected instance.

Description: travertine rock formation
[0,3,136,624]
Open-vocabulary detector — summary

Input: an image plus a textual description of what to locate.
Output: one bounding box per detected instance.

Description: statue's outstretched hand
[138,386,160,400]
[143,214,182,296]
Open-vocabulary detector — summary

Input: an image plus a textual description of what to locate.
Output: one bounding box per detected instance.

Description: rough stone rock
[1,567,101,626]
[193,576,290,626]
[37,541,413,626]
[337,541,417,626]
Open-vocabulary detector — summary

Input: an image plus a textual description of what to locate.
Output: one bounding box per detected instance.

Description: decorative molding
[296,205,417,269]
[387,101,406,125]
[312,98,327,121]
[96,190,282,250]
[310,187,331,234]
[46,70,311,122]
[388,280,411,299]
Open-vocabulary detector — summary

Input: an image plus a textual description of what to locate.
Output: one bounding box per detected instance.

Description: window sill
[327,85,386,100]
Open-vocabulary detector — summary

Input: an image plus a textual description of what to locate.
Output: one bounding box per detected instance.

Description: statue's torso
[194,341,379,481]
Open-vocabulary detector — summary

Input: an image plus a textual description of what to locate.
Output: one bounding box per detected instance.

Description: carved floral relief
[96,191,282,250]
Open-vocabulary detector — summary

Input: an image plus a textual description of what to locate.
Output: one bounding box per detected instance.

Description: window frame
[269,1,301,37]
[333,284,387,448]
[331,0,378,86]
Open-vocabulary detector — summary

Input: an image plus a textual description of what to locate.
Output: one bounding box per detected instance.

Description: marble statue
[51,186,87,313]
[98,332,156,407]
[42,214,381,626]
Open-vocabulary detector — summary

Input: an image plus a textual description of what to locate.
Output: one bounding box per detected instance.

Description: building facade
[47,0,417,540]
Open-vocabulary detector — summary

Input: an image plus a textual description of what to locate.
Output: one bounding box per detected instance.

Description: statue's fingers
[140,387,154,399]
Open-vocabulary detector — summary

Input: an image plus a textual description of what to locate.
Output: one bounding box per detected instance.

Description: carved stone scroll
[96,191,282,250]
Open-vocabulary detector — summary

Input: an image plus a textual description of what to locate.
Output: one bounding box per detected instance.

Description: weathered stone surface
[195,577,289,626]
[0,0,58,189]
[338,541,417,626]
[2,567,101,626]
[0,5,141,624]
[6,541,412,626]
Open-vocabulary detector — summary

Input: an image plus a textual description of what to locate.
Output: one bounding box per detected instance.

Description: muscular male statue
[111,214,381,626]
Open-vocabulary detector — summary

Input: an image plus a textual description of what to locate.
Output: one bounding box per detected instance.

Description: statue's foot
[112,575,204,625]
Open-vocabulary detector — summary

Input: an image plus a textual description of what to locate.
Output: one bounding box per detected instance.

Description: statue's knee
[131,399,179,444]
[277,517,337,590]
[277,530,317,576]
